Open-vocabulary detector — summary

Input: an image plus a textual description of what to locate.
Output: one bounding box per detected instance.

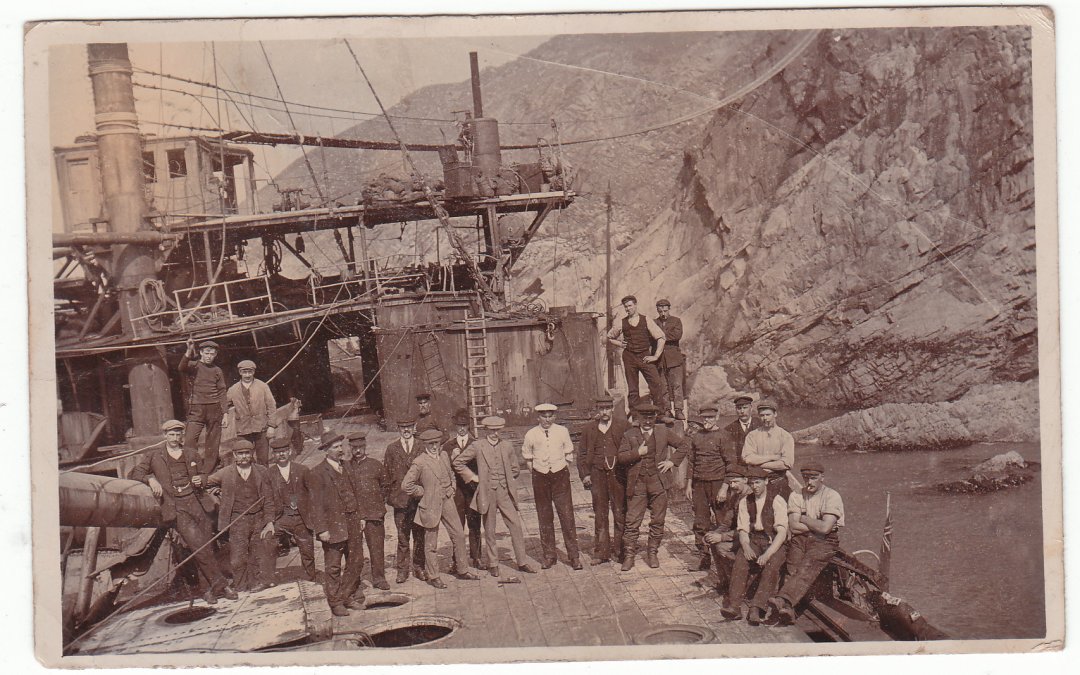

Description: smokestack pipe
[469,51,483,118]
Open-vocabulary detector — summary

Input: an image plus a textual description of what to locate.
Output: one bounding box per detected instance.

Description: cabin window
[142,151,156,183]
[167,149,187,178]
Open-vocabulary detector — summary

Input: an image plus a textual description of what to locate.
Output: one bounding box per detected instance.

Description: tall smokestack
[470,51,483,118]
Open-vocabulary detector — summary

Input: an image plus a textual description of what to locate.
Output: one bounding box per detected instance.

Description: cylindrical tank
[59,472,164,528]
[469,117,502,179]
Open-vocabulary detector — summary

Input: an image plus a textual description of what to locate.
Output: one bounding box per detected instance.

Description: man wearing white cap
[522,403,582,570]
[226,359,277,466]
[452,416,537,577]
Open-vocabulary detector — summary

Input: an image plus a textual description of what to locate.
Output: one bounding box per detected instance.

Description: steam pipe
[469,51,483,118]
[59,472,164,528]
[53,232,179,247]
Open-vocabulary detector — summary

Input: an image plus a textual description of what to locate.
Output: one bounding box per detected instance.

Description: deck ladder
[463,312,493,434]
[417,331,448,392]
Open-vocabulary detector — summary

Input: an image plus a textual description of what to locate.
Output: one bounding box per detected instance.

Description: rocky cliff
[270,27,1037,414]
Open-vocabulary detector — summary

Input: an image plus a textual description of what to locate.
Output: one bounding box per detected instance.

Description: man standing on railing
[180,338,228,474]
[654,299,686,420]
[605,295,668,415]
[226,359,277,466]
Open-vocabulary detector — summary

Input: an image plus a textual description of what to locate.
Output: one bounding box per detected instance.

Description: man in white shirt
[605,295,669,414]
[741,400,795,498]
[767,460,845,626]
[521,403,582,570]
[721,466,788,624]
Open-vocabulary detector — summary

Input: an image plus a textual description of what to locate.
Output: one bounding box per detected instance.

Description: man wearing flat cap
[179,338,228,475]
[207,439,279,592]
[577,396,630,564]
[306,433,367,616]
[130,419,237,605]
[345,430,391,590]
[654,299,687,420]
[685,404,730,571]
[741,399,795,498]
[268,436,316,583]
[605,295,669,415]
[226,359,277,466]
[442,411,483,569]
[722,466,789,624]
[453,416,537,576]
[704,466,753,558]
[617,401,690,570]
[522,403,582,570]
[382,417,426,583]
[723,395,758,474]
[768,461,844,626]
[403,429,480,588]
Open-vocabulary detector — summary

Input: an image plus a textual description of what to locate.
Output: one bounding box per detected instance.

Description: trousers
[361,518,388,585]
[624,473,668,553]
[184,403,223,472]
[227,511,274,589]
[239,431,271,466]
[621,350,668,413]
[778,533,839,608]
[482,484,530,566]
[691,479,724,554]
[173,496,227,591]
[589,468,626,561]
[276,511,316,581]
[393,501,426,570]
[321,517,366,608]
[452,481,483,565]
[531,468,580,563]
[727,531,787,610]
[660,362,685,412]
[424,495,469,581]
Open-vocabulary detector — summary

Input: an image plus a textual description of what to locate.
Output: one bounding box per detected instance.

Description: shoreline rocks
[793,380,1039,451]
[936,450,1039,494]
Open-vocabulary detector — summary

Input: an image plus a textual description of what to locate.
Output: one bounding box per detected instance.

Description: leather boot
[620,550,636,572]
[645,550,660,568]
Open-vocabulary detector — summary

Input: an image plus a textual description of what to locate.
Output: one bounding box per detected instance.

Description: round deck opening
[631,624,716,645]
[161,606,217,625]
[359,616,461,648]
[365,593,411,610]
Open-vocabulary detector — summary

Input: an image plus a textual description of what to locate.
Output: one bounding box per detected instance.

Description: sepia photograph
[23,5,1062,667]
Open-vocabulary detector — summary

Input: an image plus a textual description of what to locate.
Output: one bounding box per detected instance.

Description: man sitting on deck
[721,466,789,625]
[767,460,845,626]
[741,399,795,498]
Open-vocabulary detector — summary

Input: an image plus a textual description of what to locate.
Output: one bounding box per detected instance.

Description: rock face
[270,27,1036,412]
[794,380,1039,450]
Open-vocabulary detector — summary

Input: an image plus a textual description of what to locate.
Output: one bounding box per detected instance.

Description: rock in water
[937,450,1038,494]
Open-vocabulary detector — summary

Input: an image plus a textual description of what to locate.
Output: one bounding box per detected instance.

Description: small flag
[879,492,893,588]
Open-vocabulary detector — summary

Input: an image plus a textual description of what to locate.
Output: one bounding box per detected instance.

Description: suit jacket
[269,461,312,530]
[723,417,759,471]
[306,459,361,543]
[452,438,521,514]
[402,451,455,528]
[617,425,690,494]
[383,438,421,509]
[655,314,685,368]
[207,463,279,532]
[349,455,390,520]
[129,443,216,522]
[443,434,478,499]
[227,378,277,435]
[577,420,629,480]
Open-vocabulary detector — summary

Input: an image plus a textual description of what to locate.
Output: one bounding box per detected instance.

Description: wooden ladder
[417,331,448,392]
[463,313,493,434]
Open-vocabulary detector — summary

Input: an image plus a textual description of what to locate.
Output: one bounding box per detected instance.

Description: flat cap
[161,419,185,432]
[655,298,671,307]
[198,340,220,350]
[800,460,826,475]
[418,429,444,442]
[237,359,256,371]
[481,415,506,430]
[534,403,558,413]
[415,392,432,401]
[396,416,417,427]
[270,437,292,450]
[744,465,769,480]
[725,466,747,479]
[699,406,719,416]
[634,402,659,414]
[733,395,755,406]
[233,439,254,451]
[347,431,367,442]
[319,432,344,450]
[595,396,615,407]
[757,399,778,412]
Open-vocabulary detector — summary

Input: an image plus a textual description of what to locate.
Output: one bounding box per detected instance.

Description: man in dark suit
[207,439,279,591]
[723,395,758,473]
[345,431,391,591]
[441,410,483,569]
[268,436,316,582]
[617,402,690,570]
[129,419,236,605]
[654,299,686,420]
[402,429,480,588]
[306,433,366,616]
[685,405,729,571]
[382,417,426,583]
[577,396,629,564]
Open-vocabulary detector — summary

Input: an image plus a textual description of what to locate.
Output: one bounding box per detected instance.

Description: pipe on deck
[53,232,179,247]
[59,472,164,528]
